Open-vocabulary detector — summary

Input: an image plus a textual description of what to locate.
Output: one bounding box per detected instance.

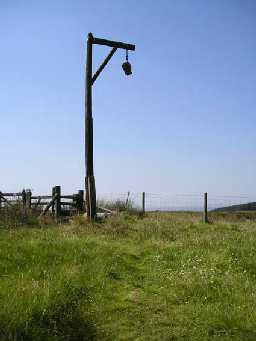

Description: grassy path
[0,212,256,340]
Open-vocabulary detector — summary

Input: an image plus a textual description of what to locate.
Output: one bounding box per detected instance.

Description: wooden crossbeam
[0,193,12,207]
[40,197,57,217]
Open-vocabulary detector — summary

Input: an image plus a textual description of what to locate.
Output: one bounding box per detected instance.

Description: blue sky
[1,0,256,197]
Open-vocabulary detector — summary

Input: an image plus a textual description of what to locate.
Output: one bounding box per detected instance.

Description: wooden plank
[2,193,22,197]
[31,195,52,200]
[97,206,114,214]
[91,47,117,85]
[93,36,135,51]
[61,195,75,199]
[32,197,42,208]
[31,201,48,206]
[60,202,74,206]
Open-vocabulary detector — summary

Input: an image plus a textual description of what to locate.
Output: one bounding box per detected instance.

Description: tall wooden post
[84,33,135,220]
[203,192,208,223]
[85,32,97,220]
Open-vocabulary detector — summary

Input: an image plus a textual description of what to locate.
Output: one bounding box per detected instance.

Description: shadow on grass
[0,286,100,341]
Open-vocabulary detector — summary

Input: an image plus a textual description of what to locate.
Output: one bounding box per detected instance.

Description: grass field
[0,211,256,340]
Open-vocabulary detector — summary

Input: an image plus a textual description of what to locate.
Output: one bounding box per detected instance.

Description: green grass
[1,211,256,340]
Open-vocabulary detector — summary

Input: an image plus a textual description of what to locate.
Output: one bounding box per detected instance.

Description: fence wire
[97,192,256,212]
[1,190,256,213]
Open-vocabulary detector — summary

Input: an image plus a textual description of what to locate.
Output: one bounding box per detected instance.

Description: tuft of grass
[97,198,139,214]
[0,283,98,341]
[0,205,40,229]
[0,205,57,229]
[0,212,256,340]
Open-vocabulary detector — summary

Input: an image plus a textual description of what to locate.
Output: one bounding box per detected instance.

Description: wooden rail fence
[0,186,84,219]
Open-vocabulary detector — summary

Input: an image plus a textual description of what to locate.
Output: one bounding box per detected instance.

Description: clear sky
[1,0,256,197]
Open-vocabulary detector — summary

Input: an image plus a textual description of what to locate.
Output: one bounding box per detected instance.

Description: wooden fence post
[125,191,130,209]
[54,186,61,219]
[77,190,84,213]
[142,192,145,215]
[52,187,56,214]
[0,192,2,209]
[203,192,208,223]
[25,190,32,209]
[22,189,26,209]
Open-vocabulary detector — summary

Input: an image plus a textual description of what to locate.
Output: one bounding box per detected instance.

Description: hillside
[0,212,256,341]
[213,202,256,212]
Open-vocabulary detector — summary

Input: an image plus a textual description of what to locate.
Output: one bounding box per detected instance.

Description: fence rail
[0,187,84,219]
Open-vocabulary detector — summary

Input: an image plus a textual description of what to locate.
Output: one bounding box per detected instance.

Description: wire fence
[97,192,256,212]
[1,190,256,214]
